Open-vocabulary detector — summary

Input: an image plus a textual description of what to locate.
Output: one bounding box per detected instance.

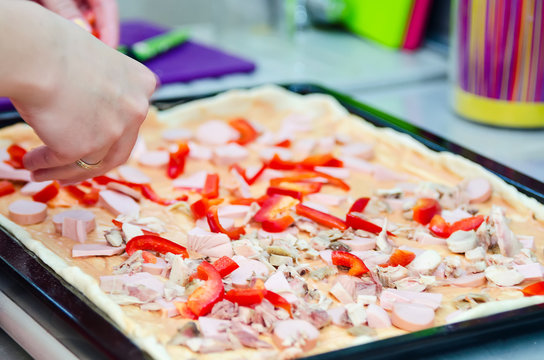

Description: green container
[342,0,414,48]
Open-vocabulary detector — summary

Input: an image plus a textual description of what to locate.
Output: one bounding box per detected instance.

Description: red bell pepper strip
[295,203,347,230]
[225,288,266,306]
[0,181,15,197]
[266,186,303,200]
[522,281,544,296]
[429,214,485,238]
[331,251,369,276]
[32,181,60,203]
[125,235,188,258]
[450,215,485,234]
[93,175,135,187]
[206,206,246,240]
[167,142,190,179]
[379,249,416,268]
[300,153,343,169]
[229,118,259,145]
[190,255,239,281]
[264,290,292,317]
[275,139,291,148]
[5,144,27,169]
[201,173,219,199]
[64,185,100,206]
[247,163,267,185]
[345,213,395,236]
[190,198,224,219]
[412,198,441,225]
[254,195,298,233]
[270,181,322,195]
[173,301,198,320]
[268,154,298,170]
[140,183,185,206]
[229,195,268,206]
[312,170,350,191]
[348,197,370,213]
[187,261,224,316]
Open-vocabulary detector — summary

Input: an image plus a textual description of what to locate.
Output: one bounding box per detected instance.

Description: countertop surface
[1,24,543,360]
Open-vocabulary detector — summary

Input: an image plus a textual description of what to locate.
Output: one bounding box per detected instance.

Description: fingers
[41,0,91,31]
[23,145,78,171]
[88,0,119,47]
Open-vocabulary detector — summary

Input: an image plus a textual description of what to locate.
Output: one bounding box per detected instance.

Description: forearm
[0,0,70,102]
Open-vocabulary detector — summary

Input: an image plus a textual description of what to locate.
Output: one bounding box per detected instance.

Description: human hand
[8,5,156,184]
[39,0,119,47]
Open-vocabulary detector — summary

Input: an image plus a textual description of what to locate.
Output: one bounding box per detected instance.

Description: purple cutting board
[0,20,256,112]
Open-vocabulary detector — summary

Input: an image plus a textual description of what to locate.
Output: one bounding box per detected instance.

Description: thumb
[40,0,91,31]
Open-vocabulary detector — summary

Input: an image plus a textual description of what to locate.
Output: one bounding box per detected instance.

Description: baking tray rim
[0,82,543,360]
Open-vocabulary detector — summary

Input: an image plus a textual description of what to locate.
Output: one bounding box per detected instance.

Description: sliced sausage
[106,182,142,201]
[52,209,96,233]
[0,162,32,182]
[379,289,443,310]
[229,255,269,287]
[391,302,435,332]
[366,303,392,329]
[327,306,349,327]
[341,143,374,160]
[465,178,492,203]
[306,193,347,207]
[172,170,207,190]
[8,200,47,225]
[272,319,319,351]
[264,271,292,293]
[485,265,524,286]
[196,120,239,145]
[62,217,88,243]
[513,263,543,281]
[217,205,251,219]
[213,143,249,166]
[118,165,150,184]
[313,166,350,179]
[186,227,233,259]
[339,237,377,251]
[98,190,140,217]
[72,243,125,257]
[128,136,147,161]
[161,128,192,142]
[20,181,54,196]
[188,141,213,161]
[414,231,447,246]
[448,273,486,287]
[137,150,169,167]
[446,230,478,253]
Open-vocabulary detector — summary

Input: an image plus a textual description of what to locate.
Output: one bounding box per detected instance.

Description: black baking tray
[1,83,544,360]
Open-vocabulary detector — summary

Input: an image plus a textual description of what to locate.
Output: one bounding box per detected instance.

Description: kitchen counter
[2,24,543,360]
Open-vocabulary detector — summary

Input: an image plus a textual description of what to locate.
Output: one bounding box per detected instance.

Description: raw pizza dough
[1,85,543,360]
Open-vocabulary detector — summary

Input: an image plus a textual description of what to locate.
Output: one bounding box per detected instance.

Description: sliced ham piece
[217,205,251,219]
[229,255,269,287]
[259,147,292,161]
[465,178,492,204]
[327,306,349,327]
[162,128,192,142]
[306,193,347,207]
[513,263,543,281]
[339,237,377,251]
[8,200,47,225]
[301,201,330,214]
[195,217,235,232]
[172,170,208,190]
[20,181,53,196]
[264,271,292,294]
[317,137,336,153]
[106,182,142,201]
[491,207,522,257]
[391,302,435,332]
[0,162,31,182]
[230,169,251,198]
[72,243,125,257]
[319,250,333,266]
[122,222,144,241]
[340,156,405,181]
[448,273,486,287]
[341,143,374,160]
[366,303,392,329]
[441,208,473,224]
[137,150,169,167]
[52,209,95,233]
[188,141,213,161]
[118,165,150,184]
[259,169,285,182]
[272,319,319,351]
[414,231,447,246]
[292,138,316,159]
[100,272,164,302]
[141,298,180,318]
[196,120,239,145]
[213,143,249,166]
[313,166,351,179]
[186,227,233,259]
[198,316,231,340]
[99,190,140,217]
[379,289,442,310]
[518,235,535,250]
[142,258,168,276]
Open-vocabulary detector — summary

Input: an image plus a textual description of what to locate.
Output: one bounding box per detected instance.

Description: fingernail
[154,73,161,90]
[72,17,92,33]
